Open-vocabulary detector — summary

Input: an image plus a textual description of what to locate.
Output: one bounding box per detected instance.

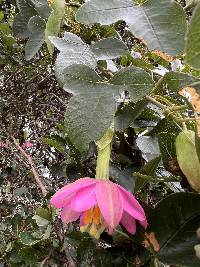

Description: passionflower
[50,178,147,239]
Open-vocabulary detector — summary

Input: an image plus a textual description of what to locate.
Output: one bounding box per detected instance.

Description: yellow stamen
[93,206,101,225]
[81,206,105,239]
[83,209,92,225]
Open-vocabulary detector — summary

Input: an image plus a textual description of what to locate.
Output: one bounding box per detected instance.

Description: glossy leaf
[115,100,148,132]
[148,193,200,266]
[136,136,160,161]
[134,156,161,192]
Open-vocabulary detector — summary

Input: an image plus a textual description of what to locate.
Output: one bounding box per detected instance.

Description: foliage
[1,0,200,266]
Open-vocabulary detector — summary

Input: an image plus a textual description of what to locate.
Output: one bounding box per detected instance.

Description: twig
[40,250,52,267]
[11,136,47,196]
[184,0,199,11]
[146,95,167,109]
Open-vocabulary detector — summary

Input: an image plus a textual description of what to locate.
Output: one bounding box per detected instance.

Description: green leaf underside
[185,3,200,69]
[50,33,128,85]
[13,0,50,60]
[91,37,128,60]
[149,193,200,266]
[65,87,117,152]
[63,65,154,151]
[50,33,97,84]
[76,0,186,56]
[25,31,45,60]
[13,0,37,38]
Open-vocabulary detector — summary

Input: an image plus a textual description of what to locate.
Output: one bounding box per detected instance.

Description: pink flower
[0,142,8,148]
[50,178,147,238]
[21,142,33,149]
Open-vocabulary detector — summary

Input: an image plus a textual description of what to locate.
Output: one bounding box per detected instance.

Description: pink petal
[117,185,146,221]
[21,142,33,149]
[61,206,80,223]
[79,213,85,226]
[139,219,148,229]
[120,211,136,234]
[95,180,123,231]
[70,184,97,212]
[50,178,96,208]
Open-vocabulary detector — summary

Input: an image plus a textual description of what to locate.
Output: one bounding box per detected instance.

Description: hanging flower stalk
[50,128,147,239]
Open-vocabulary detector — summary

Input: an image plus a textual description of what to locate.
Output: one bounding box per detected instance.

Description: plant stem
[146,95,166,109]
[151,257,159,267]
[95,128,114,179]
[168,104,188,111]
[11,136,47,196]
[95,142,111,179]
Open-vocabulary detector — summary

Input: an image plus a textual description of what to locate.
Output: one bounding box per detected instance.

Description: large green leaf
[45,0,65,55]
[63,65,154,151]
[91,37,128,60]
[110,66,154,101]
[148,193,200,266]
[50,33,128,84]
[185,3,200,69]
[49,33,97,84]
[63,65,121,151]
[76,0,187,56]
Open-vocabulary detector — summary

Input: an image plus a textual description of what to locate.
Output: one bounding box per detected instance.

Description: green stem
[151,257,159,267]
[95,128,114,179]
[95,142,111,179]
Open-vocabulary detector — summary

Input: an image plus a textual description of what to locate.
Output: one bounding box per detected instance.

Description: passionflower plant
[50,177,147,239]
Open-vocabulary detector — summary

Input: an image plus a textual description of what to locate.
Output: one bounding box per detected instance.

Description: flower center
[83,206,101,225]
[80,206,105,239]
